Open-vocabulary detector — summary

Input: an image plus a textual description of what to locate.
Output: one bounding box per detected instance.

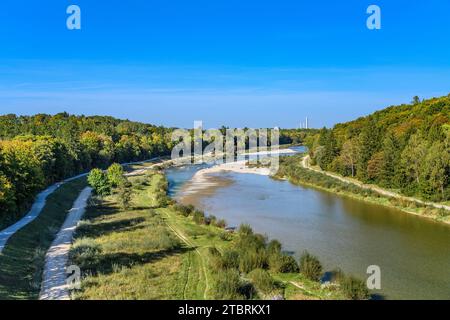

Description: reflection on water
[166,163,450,300]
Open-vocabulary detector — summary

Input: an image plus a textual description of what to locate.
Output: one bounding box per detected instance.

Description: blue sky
[1,0,450,128]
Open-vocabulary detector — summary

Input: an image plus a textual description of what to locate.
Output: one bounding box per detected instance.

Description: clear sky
[1,0,450,128]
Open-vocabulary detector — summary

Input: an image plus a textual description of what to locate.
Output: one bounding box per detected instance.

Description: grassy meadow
[69,169,358,300]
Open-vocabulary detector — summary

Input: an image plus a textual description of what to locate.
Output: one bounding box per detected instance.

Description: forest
[305,95,450,202]
[0,112,306,227]
[0,113,175,225]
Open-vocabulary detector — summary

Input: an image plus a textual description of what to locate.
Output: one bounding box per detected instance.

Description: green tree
[380,132,400,187]
[401,134,428,186]
[117,178,133,210]
[87,169,111,196]
[421,142,449,200]
[0,173,15,217]
[357,119,380,181]
[107,163,125,188]
[340,138,360,177]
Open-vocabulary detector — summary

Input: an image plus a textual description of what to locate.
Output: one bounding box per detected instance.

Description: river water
[166,159,450,300]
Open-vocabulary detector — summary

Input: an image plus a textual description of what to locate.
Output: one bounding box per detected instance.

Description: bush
[154,230,180,250]
[248,269,276,294]
[269,254,299,273]
[87,169,111,196]
[212,269,245,300]
[117,179,132,210]
[107,163,125,188]
[239,249,267,273]
[219,232,232,241]
[238,224,253,236]
[299,251,323,281]
[267,240,282,255]
[70,238,102,270]
[173,203,194,217]
[339,275,370,300]
[215,219,227,229]
[220,250,240,270]
[193,210,206,224]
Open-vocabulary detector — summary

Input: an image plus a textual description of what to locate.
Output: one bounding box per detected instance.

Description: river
[165,156,450,300]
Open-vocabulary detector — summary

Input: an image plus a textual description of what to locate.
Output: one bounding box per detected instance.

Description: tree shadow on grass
[78,246,192,278]
[76,217,147,238]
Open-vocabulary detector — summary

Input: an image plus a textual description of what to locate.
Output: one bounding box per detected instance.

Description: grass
[69,170,361,300]
[70,173,193,300]
[0,177,87,300]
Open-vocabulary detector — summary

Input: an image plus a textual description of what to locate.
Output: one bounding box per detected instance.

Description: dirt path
[0,158,164,255]
[0,173,88,254]
[39,187,93,300]
[38,160,170,300]
[301,155,450,212]
[164,218,209,300]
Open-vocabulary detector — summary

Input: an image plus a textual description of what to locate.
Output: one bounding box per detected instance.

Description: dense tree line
[306,95,450,201]
[0,113,175,224]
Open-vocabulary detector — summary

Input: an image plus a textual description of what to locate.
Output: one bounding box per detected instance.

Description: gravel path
[0,158,163,254]
[39,187,92,300]
[38,159,168,300]
[0,173,88,253]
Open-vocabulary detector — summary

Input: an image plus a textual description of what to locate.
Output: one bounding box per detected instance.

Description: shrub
[239,249,267,273]
[208,215,217,226]
[238,224,253,236]
[267,240,282,255]
[220,250,240,270]
[87,169,111,196]
[299,251,323,281]
[173,204,194,217]
[193,210,206,224]
[215,219,227,228]
[219,231,232,241]
[212,269,245,300]
[339,275,370,300]
[248,269,276,294]
[107,163,125,188]
[154,192,169,207]
[70,238,102,270]
[117,179,132,210]
[154,230,180,250]
[269,254,299,273]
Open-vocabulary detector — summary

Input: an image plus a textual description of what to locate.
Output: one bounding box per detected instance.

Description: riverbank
[68,169,363,300]
[178,148,297,196]
[277,155,450,226]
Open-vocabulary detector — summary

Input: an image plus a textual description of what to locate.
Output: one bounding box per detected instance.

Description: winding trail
[38,158,171,300]
[301,155,450,212]
[39,187,92,300]
[0,173,87,253]
[0,158,163,254]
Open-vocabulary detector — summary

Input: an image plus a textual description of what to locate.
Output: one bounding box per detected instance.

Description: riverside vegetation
[304,95,450,204]
[276,155,450,223]
[0,112,308,230]
[70,164,369,300]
